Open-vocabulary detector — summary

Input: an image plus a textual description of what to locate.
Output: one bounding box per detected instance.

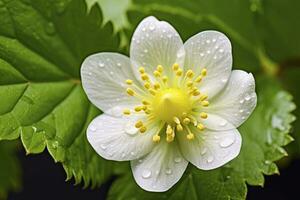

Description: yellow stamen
[123,109,131,115]
[173,117,180,124]
[166,135,174,142]
[186,81,193,87]
[201,68,207,76]
[152,134,161,142]
[192,90,200,96]
[142,100,150,105]
[144,82,151,89]
[195,75,202,83]
[135,121,143,128]
[199,94,208,101]
[141,73,149,81]
[166,125,173,135]
[139,67,145,74]
[149,88,156,95]
[153,70,161,77]
[201,100,209,107]
[200,112,208,119]
[157,65,163,72]
[176,124,183,131]
[197,123,205,131]
[154,82,160,90]
[186,70,194,78]
[172,63,179,71]
[126,88,135,96]
[134,106,143,112]
[125,79,133,85]
[162,76,168,83]
[183,118,191,124]
[187,133,195,140]
[140,126,147,133]
[176,69,183,76]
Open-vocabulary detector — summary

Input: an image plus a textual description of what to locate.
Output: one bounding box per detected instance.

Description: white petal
[178,128,241,170]
[206,70,257,127]
[184,31,232,98]
[131,140,188,192]
[87,114,157,161]
[81,53,140,115]
[130,16,185,79]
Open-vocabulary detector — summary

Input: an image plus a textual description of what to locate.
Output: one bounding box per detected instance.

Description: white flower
[81,16,257,192]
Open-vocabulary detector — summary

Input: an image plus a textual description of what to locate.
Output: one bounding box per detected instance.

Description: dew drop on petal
[149,25,155,31]
[220,138,235,148]
[117,62,121,67]
[174,157,182,163]
[207,156,214,163]
[165,168,172,175]
[219,120,227,127]
[89,125,97,132]
[124,121,138,136]
[100,144,107,150]
[98,62,105,68]
[200,147,207,155]
[142,169,152,179]
[239,99,244,104]
[245,94,251,101]
[138,159,143,163]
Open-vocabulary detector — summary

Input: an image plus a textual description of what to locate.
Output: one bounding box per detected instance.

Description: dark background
[7,150,299,200]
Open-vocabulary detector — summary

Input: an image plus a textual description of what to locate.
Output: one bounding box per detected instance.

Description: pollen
[123,63,210,143]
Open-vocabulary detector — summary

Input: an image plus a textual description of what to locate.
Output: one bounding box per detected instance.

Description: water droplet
[207,156,214,163]
[245,95,251,101]
[215,45,219,49]
[165,168,172,175]
[200,53,204,57]
[219,49,224,53]
[121,153,126,158]
[176,49,185,58]
[220,138,234,148]
[130,151,136,156]
[45,22,56,35]
[52,141,59,149]
[206,39,211,44]
[149,25,155,31]
[239,99,244,104]
[174,157,182,163]
[32,126,37,133]
[219,120,227,127]
[213,55,217,59]
[206,50,211,54]
[100,144,107,150]
[264,160,271,165]
[167,34,172,38]
[138,159,143,163]
[136,40,140,44]
[142,27,146,32]
[110,106,122,117]
[89,125,97,132]
[117,62,121,67]
[200,147,207,155]
[144,49,148,53]
[142,169,152,179]
[98,62,105,68]
[214,135,219,139]
[155,170,160,175]
[124,121,138,136]
[162,29,166,33]
[221,78,227,83]
[239,109,244,113]
[271,115,285,131]
[212,38,217,42]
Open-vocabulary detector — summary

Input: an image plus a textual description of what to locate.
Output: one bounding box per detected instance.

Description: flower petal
[178,128,242,170]
[200,113,235,131]
[81,53,140,116]
[130,16,185,78]
[205,70,257,127]
[131,140,188,192]
[184,31,232,98]
[87,114,157,161]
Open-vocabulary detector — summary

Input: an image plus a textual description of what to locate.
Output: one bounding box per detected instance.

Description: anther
[192,90,201,96]
[141,73,149,81]
[139,67,145,74]
[201,68,207,76]
[153,70,161,77]
[125,79,133,85]
[195,75,202,83]
[176,69,183,76]
[172,63,179,71]
[201,100,209,107]
[166,125,173,135]
[197,123,205,131]
[154,82,160,90]
[135,121,143,128]
[166,135,174,142]
[200,112,208,119]
[173,117,180,124]
[162,76,168,83]
[142,100,150,105]
[140,126,147,133]
[176,124,183,131]
[144,82,151,89]
[152,134,161,142]
[183,118,191,124]
[123,109,131,115]
[149,88,156,95]
[134,106,143,112]
[157,65,163,72]
[126,88,135,96]
[186,133,195,140]
[186,81,193,87]
[199,94,208,101]
[186,70,194,78]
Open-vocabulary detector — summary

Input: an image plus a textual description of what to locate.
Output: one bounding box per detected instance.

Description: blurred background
[1,0,300,199]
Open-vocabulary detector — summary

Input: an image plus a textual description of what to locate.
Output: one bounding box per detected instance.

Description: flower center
[152,88,191,123]
[123,63,210,143]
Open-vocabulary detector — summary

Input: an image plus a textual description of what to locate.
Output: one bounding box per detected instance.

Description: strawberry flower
[81,16,257,192]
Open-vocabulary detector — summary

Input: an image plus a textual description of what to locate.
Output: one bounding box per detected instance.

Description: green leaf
[0,0,120,187]
[108,77,296,200]
[0,141,21,199]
